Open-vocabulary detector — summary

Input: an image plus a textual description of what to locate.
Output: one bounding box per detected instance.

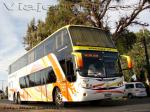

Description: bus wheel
[54,88,64,107]
[17,93,22,104]
[128,93,133,99]
[13,93,17,104]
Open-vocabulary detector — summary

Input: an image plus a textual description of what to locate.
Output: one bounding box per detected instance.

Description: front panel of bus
[68,26,124,101]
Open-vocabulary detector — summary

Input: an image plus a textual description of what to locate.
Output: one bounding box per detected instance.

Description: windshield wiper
[108,73,123,77]
[88,72,105,77]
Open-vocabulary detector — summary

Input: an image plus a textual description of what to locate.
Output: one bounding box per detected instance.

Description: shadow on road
[20,97,150,109]
[64,97,150,108]
[1,97,150,111]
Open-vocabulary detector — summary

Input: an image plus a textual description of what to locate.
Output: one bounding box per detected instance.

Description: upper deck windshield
[69,26,115,48]
[79,52,122,78]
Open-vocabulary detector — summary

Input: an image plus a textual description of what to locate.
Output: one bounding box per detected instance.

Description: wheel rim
[55,89,63,106]
[17,94,21,104]
[128,94,132,99]
[14,94,17,103]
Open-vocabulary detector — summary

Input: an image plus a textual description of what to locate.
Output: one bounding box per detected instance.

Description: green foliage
[23,19,37,50]
[116,30,137,54]
[23,1,88,50]
[127,29,150,79]
[116,29,150,81]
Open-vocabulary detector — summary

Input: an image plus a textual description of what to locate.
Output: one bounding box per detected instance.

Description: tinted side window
[135,83,145,88]
[46,68,56,83]
[66,60,76,82]
[35,72,41,86]
[28,51,35,64]
[29,74,35,87]
[60,59,76,82]
[66,60,74,76]
[20,54,28,68]
[19,77,26,89]
[25,76,29,88]
[56,32,61,49]
[63,30,70,45]
[41,70,46,85]
[45,37,55,55]
[19,67,57,89]
[35,45,44,61]
[125,84,134,89]
[56,30,69,50]
[60,60,66,74]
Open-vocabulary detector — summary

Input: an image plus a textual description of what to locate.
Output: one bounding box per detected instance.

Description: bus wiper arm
[109,73,123,77]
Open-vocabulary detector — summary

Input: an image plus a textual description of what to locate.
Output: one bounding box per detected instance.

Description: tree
[23,1,87,50]
[128,29,150,79]
[116,29,137,54]
[112,0,150,40]
[71,0,150,39]
[23,18,38,50]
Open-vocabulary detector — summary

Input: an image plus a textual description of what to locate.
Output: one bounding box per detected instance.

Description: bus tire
[54,88,64,107]
[17,93,22,104]
[13,93,17,104]
[90,100,100,106]
[128,93,133,99]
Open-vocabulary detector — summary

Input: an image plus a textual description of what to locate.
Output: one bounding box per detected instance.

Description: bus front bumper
[71,87,125,102]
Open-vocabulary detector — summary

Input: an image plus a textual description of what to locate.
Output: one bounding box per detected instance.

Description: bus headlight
[81,80,92,89]
[81,82,90,89]
[118,82,123,87]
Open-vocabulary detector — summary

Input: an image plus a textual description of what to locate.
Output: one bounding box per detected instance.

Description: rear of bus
[68,26,125,101]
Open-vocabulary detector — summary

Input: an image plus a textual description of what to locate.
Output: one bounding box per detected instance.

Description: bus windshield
[69,26,115,48]
[79,52,122,78]
[103,55,122,77]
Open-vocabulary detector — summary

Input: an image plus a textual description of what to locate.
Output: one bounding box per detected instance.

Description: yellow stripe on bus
[48,54,73,102]
[73,46,118,52]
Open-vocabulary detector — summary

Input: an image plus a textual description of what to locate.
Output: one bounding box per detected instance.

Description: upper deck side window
[55,29,70,50]
[9,28,71,74]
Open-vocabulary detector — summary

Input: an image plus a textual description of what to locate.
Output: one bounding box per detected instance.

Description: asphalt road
[0,97,150,112]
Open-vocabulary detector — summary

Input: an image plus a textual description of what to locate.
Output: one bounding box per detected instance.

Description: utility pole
[142,31,150,80]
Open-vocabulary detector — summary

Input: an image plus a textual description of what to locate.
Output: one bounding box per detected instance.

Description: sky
[0,0,57,90]
[0,0,150,91]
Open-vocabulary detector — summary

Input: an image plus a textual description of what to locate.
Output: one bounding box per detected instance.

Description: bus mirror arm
[66,74,76,82]
[122,68,132,71]
[76,68,80,72]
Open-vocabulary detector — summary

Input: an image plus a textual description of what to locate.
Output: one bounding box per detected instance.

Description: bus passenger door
[64,58,76,102]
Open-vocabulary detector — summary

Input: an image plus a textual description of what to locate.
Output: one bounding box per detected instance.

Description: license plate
[104,93,112,98]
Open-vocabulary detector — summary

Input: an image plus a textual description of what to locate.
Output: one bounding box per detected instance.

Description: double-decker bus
[8,25,129,107]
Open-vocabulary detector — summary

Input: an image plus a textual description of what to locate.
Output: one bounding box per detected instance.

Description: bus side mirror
[76,68,80,72]
[120,55,133,70]
[72,52,83,69]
